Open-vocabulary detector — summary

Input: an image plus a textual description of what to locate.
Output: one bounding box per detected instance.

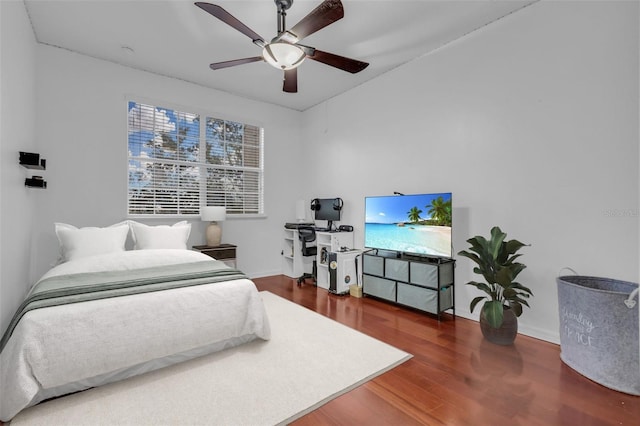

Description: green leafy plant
[458,226,532,328]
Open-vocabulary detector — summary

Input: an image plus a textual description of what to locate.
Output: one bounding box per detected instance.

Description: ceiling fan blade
[289,0,344,41]
[283,68,298,93]
[210,57,264,70]
[308,50,369,74]
[195,2,265,45]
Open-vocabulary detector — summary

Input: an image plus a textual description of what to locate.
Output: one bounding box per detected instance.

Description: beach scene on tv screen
[365,193,452,257]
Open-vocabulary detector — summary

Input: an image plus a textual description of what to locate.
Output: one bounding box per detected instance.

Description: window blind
[127,101,264,216]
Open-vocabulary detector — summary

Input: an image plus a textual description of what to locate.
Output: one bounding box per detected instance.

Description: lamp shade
[201,206,226,222]
[263,43,306,70]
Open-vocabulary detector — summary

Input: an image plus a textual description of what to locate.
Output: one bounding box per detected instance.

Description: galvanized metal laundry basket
[556,274,639,395]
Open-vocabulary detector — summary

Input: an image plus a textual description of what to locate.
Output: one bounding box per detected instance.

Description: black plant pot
[480,307,518,345]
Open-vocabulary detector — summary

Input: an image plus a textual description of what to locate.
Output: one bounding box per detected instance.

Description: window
[127,101,264,216]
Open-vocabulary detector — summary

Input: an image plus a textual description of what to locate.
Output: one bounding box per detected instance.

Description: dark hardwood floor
[253,275,639,426]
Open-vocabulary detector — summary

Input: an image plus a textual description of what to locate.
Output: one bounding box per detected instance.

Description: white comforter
[0,250,271,421]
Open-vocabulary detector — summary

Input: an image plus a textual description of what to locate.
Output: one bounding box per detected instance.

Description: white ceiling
[24,0,536,111]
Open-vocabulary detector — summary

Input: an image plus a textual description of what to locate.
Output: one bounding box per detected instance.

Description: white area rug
[11,291,411,425]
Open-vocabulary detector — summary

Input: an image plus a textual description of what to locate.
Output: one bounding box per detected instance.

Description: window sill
[127,214,268,220]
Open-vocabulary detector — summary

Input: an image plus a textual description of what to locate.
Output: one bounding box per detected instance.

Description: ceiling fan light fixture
[263,42,306,70]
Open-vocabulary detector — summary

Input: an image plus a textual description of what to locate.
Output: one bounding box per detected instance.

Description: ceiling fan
[195,0,369,93]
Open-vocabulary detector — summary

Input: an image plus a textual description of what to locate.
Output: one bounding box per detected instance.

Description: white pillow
[55,222,130,262]
[129,221,191,250]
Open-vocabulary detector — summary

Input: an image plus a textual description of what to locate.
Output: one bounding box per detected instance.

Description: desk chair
[297,226,317,286]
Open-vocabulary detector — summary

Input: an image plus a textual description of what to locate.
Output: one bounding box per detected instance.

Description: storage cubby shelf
[362,251,455,320]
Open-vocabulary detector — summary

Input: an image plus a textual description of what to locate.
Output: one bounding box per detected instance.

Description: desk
[282,228,354,281]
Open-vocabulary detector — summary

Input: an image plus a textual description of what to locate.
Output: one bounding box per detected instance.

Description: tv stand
[362,250,455,320]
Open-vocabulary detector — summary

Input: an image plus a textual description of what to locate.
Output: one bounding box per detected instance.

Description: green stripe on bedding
[0,260,247,353]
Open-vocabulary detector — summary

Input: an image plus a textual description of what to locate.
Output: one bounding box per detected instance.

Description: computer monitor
[312,198,342,231]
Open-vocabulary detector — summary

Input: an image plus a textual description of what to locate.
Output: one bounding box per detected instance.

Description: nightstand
[193,244,237,268]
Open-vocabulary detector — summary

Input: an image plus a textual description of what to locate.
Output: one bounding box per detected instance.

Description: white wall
[301,1,639,343]
[0,0,38,335]
[31,45,306,281]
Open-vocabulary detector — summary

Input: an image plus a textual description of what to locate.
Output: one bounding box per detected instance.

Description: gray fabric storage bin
[397,283,453,314]
[409,261,454,288]
[386,258,408,282]
[363,275,396,302]
[556,275,639,395]
[409,262,438,287]
[363,254,384,276]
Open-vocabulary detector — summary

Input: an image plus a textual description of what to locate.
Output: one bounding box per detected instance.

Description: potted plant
[458,226,532,345]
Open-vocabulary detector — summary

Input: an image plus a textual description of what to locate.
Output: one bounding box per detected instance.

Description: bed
[0,248,271,421]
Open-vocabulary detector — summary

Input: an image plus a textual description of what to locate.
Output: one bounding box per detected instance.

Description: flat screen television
[313,198,342,231]
[364,192,452,258]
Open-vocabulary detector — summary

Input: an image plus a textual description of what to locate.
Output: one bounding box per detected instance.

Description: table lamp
[201,206,226,246]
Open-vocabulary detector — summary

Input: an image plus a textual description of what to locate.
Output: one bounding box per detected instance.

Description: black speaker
[25,177,47,188]
[19,151,40,166]
[338,225,353,232]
